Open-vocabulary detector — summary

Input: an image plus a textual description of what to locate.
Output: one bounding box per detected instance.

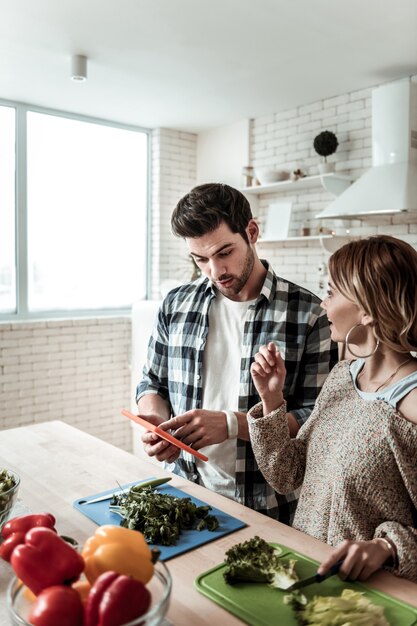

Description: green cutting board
[195,543,417,626]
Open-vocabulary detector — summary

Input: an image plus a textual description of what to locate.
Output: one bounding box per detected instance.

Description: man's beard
[216,246,255,297]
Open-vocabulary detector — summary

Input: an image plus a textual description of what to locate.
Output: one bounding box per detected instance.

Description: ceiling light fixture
[71,55,87,82]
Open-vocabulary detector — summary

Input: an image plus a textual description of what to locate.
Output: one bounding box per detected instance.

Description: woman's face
[321,279,363,344]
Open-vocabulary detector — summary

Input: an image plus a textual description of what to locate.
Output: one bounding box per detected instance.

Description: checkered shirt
[136,261,337,524]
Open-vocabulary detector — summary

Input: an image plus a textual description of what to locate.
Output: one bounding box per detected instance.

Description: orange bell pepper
[72,579,92,605]
[81,525,155,585]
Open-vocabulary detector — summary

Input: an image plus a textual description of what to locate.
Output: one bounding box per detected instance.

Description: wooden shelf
[242,173,352,196]
[258,234,352,253]
[259,235,332,243]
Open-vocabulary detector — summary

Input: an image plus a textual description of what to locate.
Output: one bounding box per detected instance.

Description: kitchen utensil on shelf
[121,409,209,462]
[80,477,172,504]
[284,559,344,592]
[254,168,288,185]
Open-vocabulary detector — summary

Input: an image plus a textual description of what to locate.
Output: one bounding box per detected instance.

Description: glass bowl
[0,469,20,532]
[7,560,172,626]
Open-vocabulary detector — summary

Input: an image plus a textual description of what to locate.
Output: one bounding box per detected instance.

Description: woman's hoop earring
[345,323,380,359]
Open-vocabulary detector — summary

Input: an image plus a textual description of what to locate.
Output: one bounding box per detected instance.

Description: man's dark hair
[171,183,253,243]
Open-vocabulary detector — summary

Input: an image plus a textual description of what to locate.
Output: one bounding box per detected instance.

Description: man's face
[187,221,255,300]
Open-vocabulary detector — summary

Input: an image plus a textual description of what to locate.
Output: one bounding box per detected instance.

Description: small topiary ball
[313,130,339,160]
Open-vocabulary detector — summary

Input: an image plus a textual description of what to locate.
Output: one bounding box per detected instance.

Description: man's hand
[158,409,228,450]
[137,394,176,462]
[317,538,395,582]
[140,414,181,463]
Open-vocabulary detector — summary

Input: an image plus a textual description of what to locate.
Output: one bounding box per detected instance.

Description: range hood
[316,77,417,220]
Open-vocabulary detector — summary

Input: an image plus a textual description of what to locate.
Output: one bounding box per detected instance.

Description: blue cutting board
[73,480,246,561]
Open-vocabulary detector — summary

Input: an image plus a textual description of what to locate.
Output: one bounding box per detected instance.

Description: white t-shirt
[196,292,256,499]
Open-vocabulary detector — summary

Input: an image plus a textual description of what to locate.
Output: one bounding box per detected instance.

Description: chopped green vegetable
[109,486,219,545]
[0,469,18,510]
[0,469,19,530]
[0,469,17,494]
[290,589,389,626]
[284,590,308,607]
[223,535,299,590]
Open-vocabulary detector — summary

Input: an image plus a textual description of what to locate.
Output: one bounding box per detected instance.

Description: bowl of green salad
[0,469,20,532]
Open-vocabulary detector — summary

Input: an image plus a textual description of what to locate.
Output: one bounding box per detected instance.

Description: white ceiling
[1,0,417,133]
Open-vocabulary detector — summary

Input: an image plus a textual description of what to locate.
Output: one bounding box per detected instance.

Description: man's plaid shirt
[136,261,337,525]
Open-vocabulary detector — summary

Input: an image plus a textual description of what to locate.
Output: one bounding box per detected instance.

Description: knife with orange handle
[121,409,209,462]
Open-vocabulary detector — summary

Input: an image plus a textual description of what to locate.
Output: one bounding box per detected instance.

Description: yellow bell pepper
[81,525,155,585]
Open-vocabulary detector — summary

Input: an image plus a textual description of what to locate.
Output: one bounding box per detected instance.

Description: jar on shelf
[300,221,310,236]
[242,166,254,188]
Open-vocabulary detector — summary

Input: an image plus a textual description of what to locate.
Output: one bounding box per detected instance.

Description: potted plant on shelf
[313,130,338,174]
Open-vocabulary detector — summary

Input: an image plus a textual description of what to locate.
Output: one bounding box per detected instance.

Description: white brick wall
[0,317,132,449]
[251,84,417,295]
[151,81,417,298]
[150,128,197,298]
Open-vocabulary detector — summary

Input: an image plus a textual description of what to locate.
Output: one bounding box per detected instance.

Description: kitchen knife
[80,476,172,505]
[284,559,344,592]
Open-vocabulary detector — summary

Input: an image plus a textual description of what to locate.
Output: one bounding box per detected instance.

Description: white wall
[0,317,132,450]
[150,128,198,299]
[249,85,417,295]
[196,119,250,189]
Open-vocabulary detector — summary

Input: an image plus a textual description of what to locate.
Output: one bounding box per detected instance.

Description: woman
[248,235,417,582]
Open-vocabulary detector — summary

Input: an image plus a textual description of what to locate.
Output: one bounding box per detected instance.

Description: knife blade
[285,559,343,592]
[80,476,172,505]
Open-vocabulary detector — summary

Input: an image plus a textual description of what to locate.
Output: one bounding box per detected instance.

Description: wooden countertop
[1,420,417,625]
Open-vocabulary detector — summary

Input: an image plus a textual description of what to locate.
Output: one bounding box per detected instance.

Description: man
[136,183,337,524]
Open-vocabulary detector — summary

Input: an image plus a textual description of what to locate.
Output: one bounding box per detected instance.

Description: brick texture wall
[251,84,417,295]
[150,128,197,297]
[0,317,132,449]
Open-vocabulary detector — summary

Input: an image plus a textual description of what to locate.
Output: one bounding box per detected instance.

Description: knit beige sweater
[247,360,417,581]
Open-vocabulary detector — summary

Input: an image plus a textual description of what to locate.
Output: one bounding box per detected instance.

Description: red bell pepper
[0,513,57,562]
[2,513,56,538]
[10,526,84,595]
[0,531,26,562]
[28,585,84,626]
[85,570,151,626]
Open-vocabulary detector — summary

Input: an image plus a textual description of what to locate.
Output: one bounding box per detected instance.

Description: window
[0,105,16,313]
[0,103,149,318]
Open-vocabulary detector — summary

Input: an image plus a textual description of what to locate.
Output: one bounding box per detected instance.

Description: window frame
[0,98,152,321]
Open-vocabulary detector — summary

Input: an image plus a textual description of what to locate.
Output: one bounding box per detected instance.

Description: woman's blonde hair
[328,235,417,352]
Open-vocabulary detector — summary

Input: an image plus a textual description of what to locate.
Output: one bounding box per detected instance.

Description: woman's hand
[318,538,396,582]
[250,342,286,414]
